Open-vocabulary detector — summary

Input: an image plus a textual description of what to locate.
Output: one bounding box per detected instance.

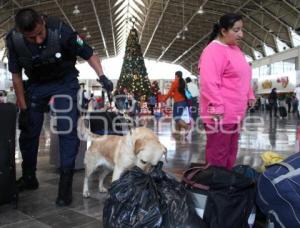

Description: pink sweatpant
[204,124,239,169]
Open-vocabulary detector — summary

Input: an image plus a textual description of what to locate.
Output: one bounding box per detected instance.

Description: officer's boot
[56,168,74,207]
[16,169,39,191]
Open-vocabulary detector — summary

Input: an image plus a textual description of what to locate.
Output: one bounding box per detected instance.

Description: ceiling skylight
[113,0,146,52]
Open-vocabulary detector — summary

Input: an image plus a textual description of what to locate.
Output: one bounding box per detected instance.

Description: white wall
[0,62,10,90]
[252,46,300,69]
[76,55,196,80]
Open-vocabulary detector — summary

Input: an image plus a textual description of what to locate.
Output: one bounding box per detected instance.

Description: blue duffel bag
[256,152,300,227]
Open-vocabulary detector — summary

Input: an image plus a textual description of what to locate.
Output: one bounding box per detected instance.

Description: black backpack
[183,165,255,228]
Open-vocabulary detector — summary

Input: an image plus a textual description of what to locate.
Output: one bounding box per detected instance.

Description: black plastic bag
[151,162,189,227]
[103,162,191,228]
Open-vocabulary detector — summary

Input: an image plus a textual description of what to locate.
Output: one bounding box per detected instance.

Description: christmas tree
[117,28,151,101]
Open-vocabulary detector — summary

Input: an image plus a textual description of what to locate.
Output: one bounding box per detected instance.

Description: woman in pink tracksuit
[198,13,255,169]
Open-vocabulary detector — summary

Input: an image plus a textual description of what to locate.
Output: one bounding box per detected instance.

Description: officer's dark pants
[19,75,80,171]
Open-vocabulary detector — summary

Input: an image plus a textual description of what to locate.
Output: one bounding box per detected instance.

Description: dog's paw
[99,187,108,193]
[83,191,90,198]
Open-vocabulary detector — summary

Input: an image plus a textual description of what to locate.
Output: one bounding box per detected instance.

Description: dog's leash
[122,111,135,135]
[164,152,168,163]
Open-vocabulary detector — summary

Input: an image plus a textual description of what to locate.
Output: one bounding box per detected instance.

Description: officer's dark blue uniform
[6,15,93,205]
[7,16,92,171]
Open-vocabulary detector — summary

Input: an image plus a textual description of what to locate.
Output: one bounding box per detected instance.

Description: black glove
[97,75,113,93]
[18,109,32,131]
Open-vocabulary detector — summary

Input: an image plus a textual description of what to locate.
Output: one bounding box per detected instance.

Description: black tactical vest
[11,17,76,83]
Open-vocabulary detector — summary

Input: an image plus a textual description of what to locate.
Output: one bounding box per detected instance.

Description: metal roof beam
[0,15,13,27]
[1,0,21,33]
[139,0,154,43]
[251,0,293,47]
[12,0,54,9]
[282,0,300,16]
[90,0,109,57]
[281,0,300,47]
[143,0,170,57]
[172,0,252,64]
[240,11,279,52]
[108,0,117,55]
[156,0,209,62]
[1,47,7,62]
[12,0,21,8]
[53,0,75,30]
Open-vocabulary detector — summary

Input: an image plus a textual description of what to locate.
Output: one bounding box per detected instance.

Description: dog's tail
[77,116,101,141]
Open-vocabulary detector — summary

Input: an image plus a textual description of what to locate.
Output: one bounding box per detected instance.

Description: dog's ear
[134,139,145,155]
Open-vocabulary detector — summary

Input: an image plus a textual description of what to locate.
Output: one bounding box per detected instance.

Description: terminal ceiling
[1,0,300,74]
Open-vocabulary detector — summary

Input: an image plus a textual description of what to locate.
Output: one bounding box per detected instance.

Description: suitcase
[279,106,287,117]
[0,103,18,206]
[256,152,300,227]
[89,111,131,135]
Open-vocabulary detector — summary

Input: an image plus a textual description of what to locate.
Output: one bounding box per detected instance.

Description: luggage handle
[272,167,300,184]
[182,178,210,191]
[182,164,210,191]
[182,164,210,180]
[266,162,294,172]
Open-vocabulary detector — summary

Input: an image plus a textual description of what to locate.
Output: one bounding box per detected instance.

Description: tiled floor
[0,110,299,227]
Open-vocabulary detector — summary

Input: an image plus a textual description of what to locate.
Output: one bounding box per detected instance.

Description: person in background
[87,93,96,111]
[199,13,255,169]
[6,8,112,206]
[78,83,89,111]
[148,93,156,115]
[294,84,300,117]
[123,88,129,110]
[292,95,299,115]
[256,96,261,111]
[163,71,190,132]
[285,95,292,113]
[269,88,278,118]
[185,77,199,123]
[114,87,127,111]
[260,96,266,111]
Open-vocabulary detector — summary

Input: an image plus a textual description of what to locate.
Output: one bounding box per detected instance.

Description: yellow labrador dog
[78,117,167,198]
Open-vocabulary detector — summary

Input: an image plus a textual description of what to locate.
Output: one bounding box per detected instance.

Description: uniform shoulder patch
[76,35,84,46]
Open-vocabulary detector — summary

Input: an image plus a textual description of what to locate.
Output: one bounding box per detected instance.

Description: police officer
[6,8,112,206]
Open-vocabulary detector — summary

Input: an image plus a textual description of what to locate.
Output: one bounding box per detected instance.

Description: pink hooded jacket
[199,40,254,124]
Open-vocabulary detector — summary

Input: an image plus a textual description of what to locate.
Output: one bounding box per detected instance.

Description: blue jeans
[173,100,187,122]
[19,74,80,170]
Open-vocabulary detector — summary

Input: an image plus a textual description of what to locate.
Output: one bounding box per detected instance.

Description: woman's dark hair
[175,71,186,97]
[208,13,243,43]
[15,8,43,32]
[185,77,192,83]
